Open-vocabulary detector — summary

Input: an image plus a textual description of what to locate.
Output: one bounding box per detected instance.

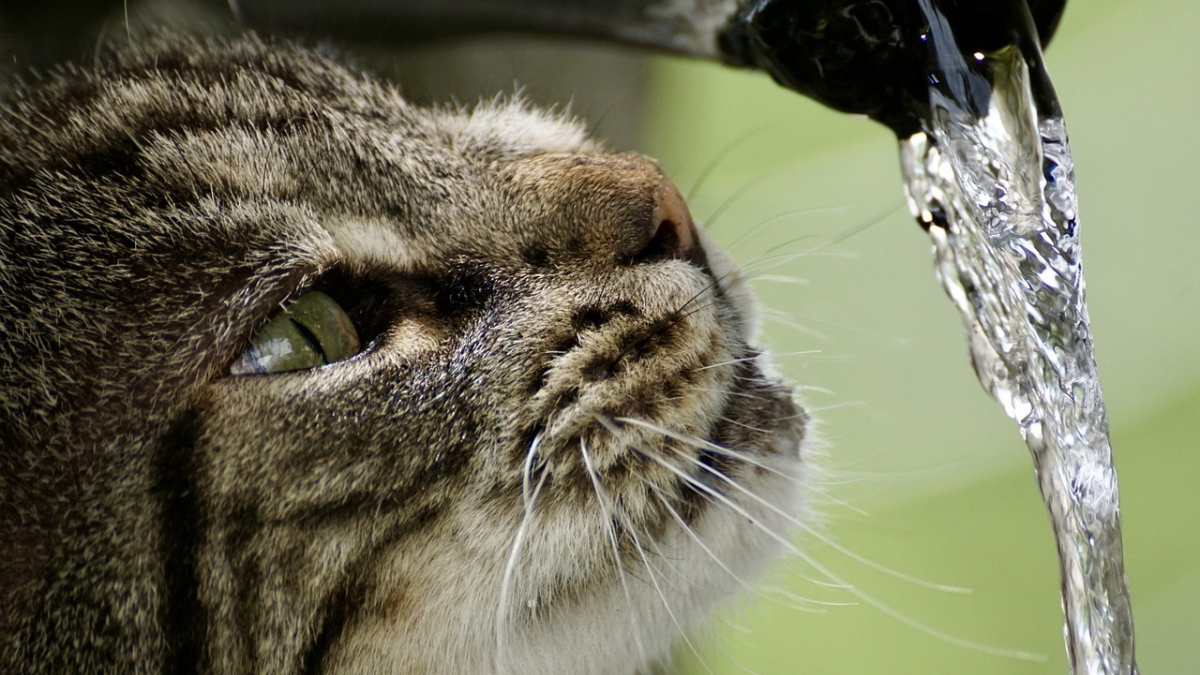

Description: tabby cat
[0,33,809,674]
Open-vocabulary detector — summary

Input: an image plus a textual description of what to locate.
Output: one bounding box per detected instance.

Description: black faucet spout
[717,0,1067,136]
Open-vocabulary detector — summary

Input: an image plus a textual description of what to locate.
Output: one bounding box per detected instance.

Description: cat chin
[324,421,807,675]
[506,453,805,675]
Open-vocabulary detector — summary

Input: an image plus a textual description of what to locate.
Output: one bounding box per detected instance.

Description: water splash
[899,44,1138,675]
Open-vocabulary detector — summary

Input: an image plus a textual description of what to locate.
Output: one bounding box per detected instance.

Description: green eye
[230,291,362,375]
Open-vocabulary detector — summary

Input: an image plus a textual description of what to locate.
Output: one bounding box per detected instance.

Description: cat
[0,33,810,675]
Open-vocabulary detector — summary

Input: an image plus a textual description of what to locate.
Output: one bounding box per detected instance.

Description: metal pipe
[230,0,1068,135]
[228,0,747,59]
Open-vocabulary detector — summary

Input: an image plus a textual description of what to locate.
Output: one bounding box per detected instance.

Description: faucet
[230,0,1067,136]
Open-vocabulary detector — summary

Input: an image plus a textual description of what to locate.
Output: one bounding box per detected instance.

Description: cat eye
[230,291,361,375]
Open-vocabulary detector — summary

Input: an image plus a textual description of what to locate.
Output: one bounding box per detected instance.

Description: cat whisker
[757,583,860,610]
[671,249,776,319]
[712,413,775,435]
[738,201,907,279]
[742,247,861,278]
[803,400,869,414]
[623,439,1045,660]
[578,438,652,669]
[760,307,911,348]
[584,84,640,142]
[692,387,771,402]
[613,416,806,493]
[586,415,743,675]
[691,353,767,372]
[122,0,132,43]
[746,230,854,264]
[664,440,972,594]
[648,485,831,614]
[596,427,847,594]
[670,298,727,329]
[725,206,846,255]
[609,415,965,595]
[603,289,727,373]
[700,167,785,235]
[494,433,549,673]
[636,414,867,519]
[758,309,834,343]
[685,123,775,203]
[746,273,811,286]
[621,501,720,675]
[670,278,724,318]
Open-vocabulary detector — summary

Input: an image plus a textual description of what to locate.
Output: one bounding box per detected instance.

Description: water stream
[718,0,1141,671]
[897,33,1139,675]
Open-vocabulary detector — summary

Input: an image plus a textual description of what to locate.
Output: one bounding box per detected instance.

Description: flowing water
[708,0,1138,669]
[897,40,1139,675]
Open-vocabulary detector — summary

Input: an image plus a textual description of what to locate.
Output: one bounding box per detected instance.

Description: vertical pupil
[230,291,361,375]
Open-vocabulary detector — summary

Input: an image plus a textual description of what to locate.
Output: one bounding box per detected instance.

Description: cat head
[0,34,808,674]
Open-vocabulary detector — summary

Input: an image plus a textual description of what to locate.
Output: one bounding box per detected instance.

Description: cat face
[0,34,808,675]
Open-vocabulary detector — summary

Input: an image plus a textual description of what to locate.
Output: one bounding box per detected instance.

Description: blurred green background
[636,0,1199,673]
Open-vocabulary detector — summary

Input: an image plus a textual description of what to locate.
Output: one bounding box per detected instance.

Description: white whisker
[612,416,803,494]
[759,310,833,343]
[713,414,775,435]
[801,400,869,414]
[582,423,720,675]
[685,124,775,203]
[743,200,905,270]
[692,354,762,373]
[746,274,811,286]
[578,439,652,669]
[649,486,828,614]
[726,206,845,254]
[693,387,772,402]
[620,437,1044,661]
[765,309,912,347]
[694,350,822,373]
[494,434,549,673]
[672,277,724,316]
[670,440,971,595]
[695,428,868,519]
[625,512,721,675]
[742,247,860,276]
[610,415,964,593]
[700,167,782,234]
[599,431,845,593]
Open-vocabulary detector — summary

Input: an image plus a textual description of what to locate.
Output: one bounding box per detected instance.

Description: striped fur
[0,34,808,674]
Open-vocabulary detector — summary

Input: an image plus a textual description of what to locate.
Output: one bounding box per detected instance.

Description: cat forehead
[432,99,600,161]
[0,33,598,183]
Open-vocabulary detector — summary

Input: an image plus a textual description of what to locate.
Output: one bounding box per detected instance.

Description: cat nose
[629,177,699,265]
[501,153,703,267]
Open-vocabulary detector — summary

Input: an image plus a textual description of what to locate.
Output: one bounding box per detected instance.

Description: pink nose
[633,178,699,264]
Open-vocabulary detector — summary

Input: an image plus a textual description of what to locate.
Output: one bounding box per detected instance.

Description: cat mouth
[511,222,804,522]
[530,304,716,418]
[526,290,800,466]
